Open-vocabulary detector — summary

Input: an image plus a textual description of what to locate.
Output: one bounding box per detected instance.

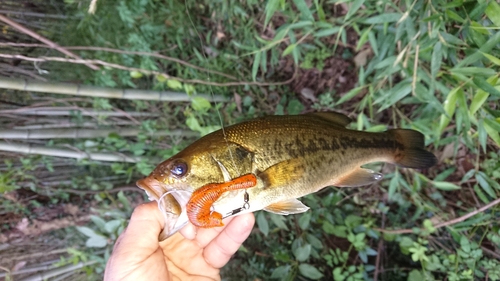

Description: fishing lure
[186,173,257,227]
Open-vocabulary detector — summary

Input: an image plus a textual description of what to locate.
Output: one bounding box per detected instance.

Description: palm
[104,202,254,281]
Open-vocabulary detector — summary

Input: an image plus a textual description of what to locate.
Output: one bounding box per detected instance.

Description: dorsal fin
[307,112,352,127]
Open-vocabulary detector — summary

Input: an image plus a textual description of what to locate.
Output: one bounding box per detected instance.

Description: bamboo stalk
[13,121,135,129]
[0,107,159,117]
[22,260,98,281]
[0,10,71,19]
[0,128,199,139]
[0,141,142,163]
[0,77,227,102]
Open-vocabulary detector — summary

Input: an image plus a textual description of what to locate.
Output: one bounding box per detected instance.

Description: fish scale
[137,112,437,240]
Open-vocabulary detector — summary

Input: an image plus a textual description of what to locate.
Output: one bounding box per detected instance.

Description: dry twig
[0,15,99,70]
[375,197,500,234]
[0,53,296,87]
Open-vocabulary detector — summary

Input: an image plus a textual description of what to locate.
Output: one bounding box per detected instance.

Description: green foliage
[4,0,500,279]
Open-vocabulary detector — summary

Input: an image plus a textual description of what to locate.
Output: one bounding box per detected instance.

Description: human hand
[104,202,255,281]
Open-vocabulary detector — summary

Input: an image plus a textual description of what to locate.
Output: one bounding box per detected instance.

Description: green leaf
[85,235,108,248]
[336,86,365,105]
[282,43,297,56]
[286,99,304,114]
[292,0,314,21]
[362,13,402,24]
[431,42,442,78]
[456,31,500,67]
[264,0,280,28]
[298,212,311,230]
[378,81,412,111]
[130,71,143,78]
[166,79,183,90]
[476,173,496,198]
[269,213,289,230]
[294,244,312,261]
[474,184,491,204]
[90,215,107,233]
[433,181,461,191]
[104,220,122,234]
[257,212,269,236]
[314,27,341,38]
[484,120,500,146]
[473,77,500,97]
[252,51,262,81]
[322,222,347,238]
[438,87,459,132]
[314,0,325,21]
[346,0,365,19]
[484,118,500,132]
[481,52,500,66]
[270,265,291,279]
[470,89,490,115]
[117,190,131,210]
[450,67,497,77]
[191,97,212,112]
[76,226,98,238]
[485,1,500,26]
[298,264,323,280]
[408,270,425,281]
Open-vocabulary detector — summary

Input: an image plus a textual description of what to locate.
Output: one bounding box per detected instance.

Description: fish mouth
[136,177,192,240]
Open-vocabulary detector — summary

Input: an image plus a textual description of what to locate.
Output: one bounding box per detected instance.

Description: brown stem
[0,15,99,70]
[374,197,500,234]
[0,53,297,87]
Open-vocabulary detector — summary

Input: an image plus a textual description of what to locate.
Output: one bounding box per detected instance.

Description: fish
[136,112,437,240]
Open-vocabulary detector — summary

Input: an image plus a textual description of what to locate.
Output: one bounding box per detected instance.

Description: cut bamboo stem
[0,128,199,139]
[0,107,159,117]
[0,77,227,102]
[22,260,98,281]
[0,141,142,163]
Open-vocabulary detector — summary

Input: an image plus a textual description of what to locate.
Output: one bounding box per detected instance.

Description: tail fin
[387,129,437,169]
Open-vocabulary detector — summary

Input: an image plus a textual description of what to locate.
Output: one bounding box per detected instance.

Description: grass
[0,0,500,280]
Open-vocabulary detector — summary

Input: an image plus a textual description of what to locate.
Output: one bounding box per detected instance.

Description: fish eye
[170,161,188,177]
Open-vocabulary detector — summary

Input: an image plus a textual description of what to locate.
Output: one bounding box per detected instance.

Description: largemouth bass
[137,112,436,240]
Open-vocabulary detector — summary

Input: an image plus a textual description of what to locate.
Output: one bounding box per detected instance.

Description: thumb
[113,202,164,257]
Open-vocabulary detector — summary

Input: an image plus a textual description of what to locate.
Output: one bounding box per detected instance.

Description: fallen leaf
[354,48,373,68]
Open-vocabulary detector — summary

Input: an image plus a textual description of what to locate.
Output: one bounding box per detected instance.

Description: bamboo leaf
[476,173,496,198]
[481,52,500,66]
[455,31,500,67]
[252,51,262,81]
[362,13,402,24]
[484,120,500,146]
[346,0,365,20]
[293,0,314,21]
[433,181,461,191]
[473,77,500,97]
[282,43,297,56]
[264,0,280,28]
[485,1,500,26]
[431,42,442,78]
[439,87,459,132]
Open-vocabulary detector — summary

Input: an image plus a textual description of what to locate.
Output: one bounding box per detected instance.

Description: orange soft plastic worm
[186,173,257,228]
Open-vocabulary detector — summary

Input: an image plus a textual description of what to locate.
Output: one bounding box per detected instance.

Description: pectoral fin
[258,158,305,189]
[330,168,383,187]
[264,198,310,215]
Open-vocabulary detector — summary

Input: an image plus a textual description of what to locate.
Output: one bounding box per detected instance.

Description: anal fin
[330,168,383,187]
[264,198,310,215]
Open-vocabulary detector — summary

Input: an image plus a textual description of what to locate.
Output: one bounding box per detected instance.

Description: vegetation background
[0,0,500,280]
